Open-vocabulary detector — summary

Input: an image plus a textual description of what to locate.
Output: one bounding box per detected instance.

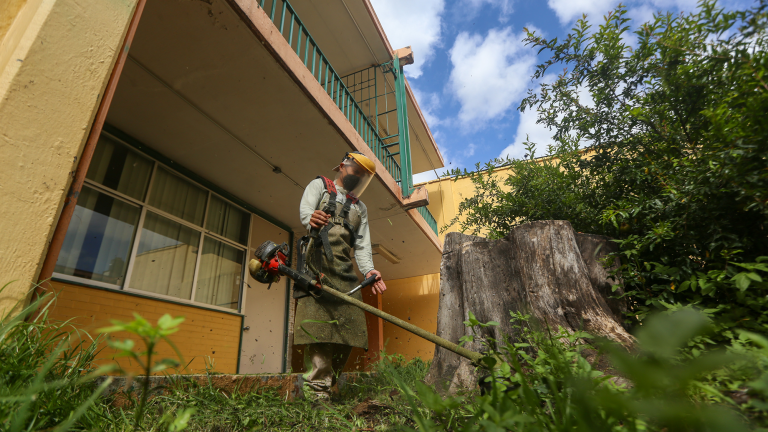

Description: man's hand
[366,270,387,295]
[309,210,330,229]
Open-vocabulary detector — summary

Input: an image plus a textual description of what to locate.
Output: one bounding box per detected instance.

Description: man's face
[343,160,366,178]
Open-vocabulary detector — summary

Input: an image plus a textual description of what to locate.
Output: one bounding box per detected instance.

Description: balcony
[256,0,437,233]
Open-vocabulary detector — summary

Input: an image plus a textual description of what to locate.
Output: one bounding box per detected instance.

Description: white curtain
[86,135,153,201]
[130,211,200,299]
[148,168,207,226]
[195,237,243,310]
[205,195,249,245]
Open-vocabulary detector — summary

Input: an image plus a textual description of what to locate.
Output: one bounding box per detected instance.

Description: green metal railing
[257,0,437,235]
[417,206,438,235]
[258,0,401,184]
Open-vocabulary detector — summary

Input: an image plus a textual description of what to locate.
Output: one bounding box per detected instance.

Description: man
[294,151,387,402]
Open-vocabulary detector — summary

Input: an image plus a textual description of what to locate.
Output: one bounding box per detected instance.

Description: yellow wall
[46,281,242,374]
[381,273,440,361]
[0,0,138,317]
[382,170,512,361]
[421,166,517,241]
[0,0,29,46]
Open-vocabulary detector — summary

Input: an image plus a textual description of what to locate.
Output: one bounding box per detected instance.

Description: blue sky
[369,0,753,182]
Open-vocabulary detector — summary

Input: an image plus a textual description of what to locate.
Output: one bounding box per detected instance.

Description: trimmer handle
[346,273,379,295]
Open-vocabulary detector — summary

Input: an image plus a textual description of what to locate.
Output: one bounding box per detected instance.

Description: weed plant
[90,353,430,431]
[0,283,113,431]
[383,310,768,431]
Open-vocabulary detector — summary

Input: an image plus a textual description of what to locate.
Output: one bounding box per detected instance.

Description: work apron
[293,193,368,350]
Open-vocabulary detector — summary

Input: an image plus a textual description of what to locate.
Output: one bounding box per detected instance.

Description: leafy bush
[446,0,768,334]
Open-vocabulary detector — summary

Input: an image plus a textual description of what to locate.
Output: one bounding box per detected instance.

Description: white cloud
[548,0,729,26]
[413,170,440,184]
[466,0,515,22]
[647,0,699,12]
[448,27,537,129]
[370,0,445,79]
[464,143,477,158]
[547,0,619,25]
[500,75,594,160]
[628,4,657,25]
[499,106,554,160]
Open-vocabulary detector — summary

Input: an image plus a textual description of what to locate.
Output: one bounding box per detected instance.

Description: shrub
[446,0,768,334]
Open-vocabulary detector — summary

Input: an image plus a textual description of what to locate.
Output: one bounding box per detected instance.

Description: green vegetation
[446,0,768,335]
[0,283,113,431]
[388,310,768,431]
[0,291,432,431]
[2,286,767,430]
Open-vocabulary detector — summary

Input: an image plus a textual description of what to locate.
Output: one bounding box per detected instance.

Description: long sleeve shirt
[299,178,375,276]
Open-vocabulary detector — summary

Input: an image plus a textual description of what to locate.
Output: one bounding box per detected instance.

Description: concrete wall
[46,281,242,374]
[0,0,138,317]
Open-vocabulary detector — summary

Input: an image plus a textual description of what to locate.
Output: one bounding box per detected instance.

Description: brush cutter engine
[249,240,324,296]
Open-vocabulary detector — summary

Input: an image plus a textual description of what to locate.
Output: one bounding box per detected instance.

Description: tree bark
[425,221,633,393]
[574,233,627,326]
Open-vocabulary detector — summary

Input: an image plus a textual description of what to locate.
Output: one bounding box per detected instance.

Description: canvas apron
[293,193,368,349]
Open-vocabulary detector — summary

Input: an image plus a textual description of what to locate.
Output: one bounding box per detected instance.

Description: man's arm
[299,178,325,230]
[354,202,387,294]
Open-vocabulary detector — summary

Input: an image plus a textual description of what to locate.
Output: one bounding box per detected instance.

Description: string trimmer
[248,240,483,364]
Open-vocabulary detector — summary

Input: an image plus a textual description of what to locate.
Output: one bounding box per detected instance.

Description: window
[130,211,200,299]
[148,168,207,226]
[54,132,252,311]
[205,195,249,245]
[195,237,244,309]
[54,186,140,286]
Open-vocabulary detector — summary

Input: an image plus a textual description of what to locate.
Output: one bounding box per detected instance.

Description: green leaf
[731,272,752,291]
[108,339,135,352]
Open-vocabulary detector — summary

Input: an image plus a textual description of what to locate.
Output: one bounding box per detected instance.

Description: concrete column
[0,0,139,317]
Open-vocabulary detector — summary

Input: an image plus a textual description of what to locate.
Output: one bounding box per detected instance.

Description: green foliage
[446,0,768,334]
[92,354,432,431]
[0,283,113,431]
[386,310,766,431]
[5,291,768,430]
[99,313,192,430]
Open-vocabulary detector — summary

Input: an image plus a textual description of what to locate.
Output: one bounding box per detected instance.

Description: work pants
[302,343,352,401]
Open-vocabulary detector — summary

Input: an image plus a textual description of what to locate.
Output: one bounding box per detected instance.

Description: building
[0,0,445,374]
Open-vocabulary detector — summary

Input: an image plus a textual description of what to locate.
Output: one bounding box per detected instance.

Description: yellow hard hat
[338,151,376,175]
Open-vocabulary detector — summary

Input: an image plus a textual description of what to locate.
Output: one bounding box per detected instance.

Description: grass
[3,283,768,431]
[94,355,430,431]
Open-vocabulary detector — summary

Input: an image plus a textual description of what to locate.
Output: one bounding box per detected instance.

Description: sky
[369,0,754,183]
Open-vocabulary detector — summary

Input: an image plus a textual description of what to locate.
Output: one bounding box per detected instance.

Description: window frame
[53,131,252,313]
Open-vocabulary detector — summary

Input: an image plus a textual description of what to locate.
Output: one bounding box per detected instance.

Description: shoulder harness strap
[317,176,338,216]
[340,194,363,249]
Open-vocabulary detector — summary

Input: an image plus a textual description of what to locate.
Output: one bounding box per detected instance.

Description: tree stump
[425,220,633,393]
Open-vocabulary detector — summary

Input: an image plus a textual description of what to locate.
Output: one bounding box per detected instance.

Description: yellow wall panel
[381,273,440,361]
[46,281,242,375]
